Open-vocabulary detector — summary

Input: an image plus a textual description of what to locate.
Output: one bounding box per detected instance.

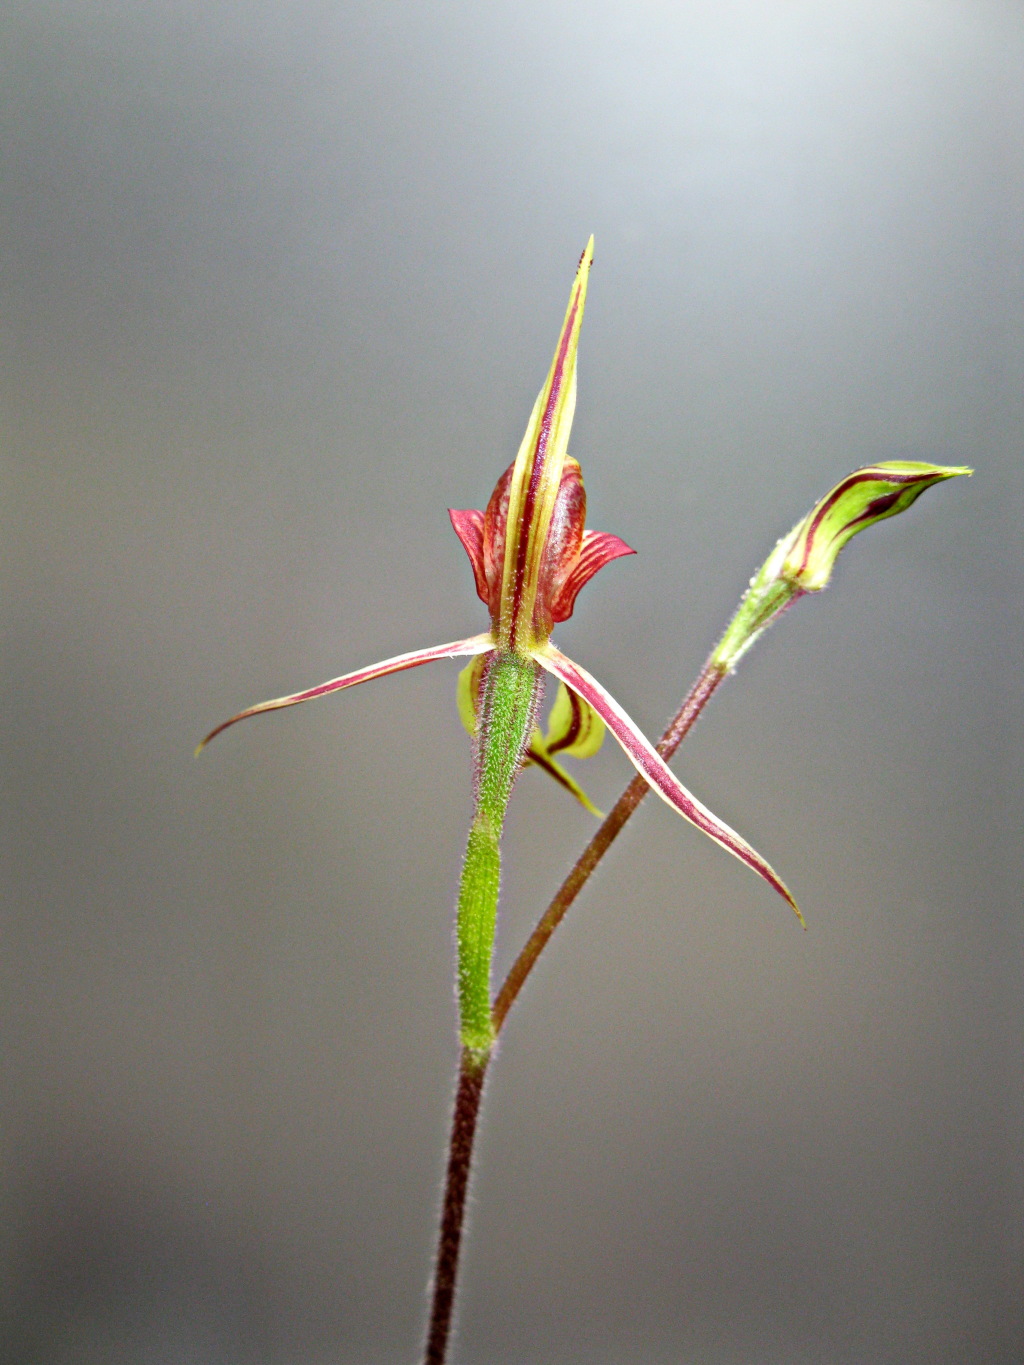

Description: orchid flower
[199,238,798,1054]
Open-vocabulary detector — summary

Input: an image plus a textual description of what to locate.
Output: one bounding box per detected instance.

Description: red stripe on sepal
[198,634,495,752]
[550,529,636,623]
[533,642,802,922]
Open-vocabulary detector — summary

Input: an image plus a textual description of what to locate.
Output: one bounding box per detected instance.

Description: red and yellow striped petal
[544,681,605,758]
[533,642,802,921]
[499,238,594,651]
[549,528,635,624]
[448,508,489,606]
[198,634,495,753]
[526,734,604,817]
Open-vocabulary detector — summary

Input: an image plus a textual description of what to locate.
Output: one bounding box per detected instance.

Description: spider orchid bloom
[198,238,797,921]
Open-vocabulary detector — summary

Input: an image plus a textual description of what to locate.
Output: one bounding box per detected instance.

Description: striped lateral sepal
[196,635,494,753]
[533,642,803,922]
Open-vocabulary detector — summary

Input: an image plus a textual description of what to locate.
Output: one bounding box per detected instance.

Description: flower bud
[773,461,972,593]
[711,461,971,671]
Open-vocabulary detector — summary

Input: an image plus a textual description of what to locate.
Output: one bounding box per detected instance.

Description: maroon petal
[481,463,514,617]
[448,509,489,605]
[535,458,586,629]
[550,530,636,623]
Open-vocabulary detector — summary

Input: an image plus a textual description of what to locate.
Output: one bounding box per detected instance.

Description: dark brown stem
[493,657,726,1034]
[424,1047,490,1365]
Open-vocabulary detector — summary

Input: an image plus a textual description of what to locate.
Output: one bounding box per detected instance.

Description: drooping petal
[549,528,636,623]
[499,238,594,650]
[544,681,605,758]
[198,633,495,753]
[448,509,489,605]
[526,735,604,817]
[533,642,802,921]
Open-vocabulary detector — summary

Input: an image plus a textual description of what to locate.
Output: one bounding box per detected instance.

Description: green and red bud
[711,461,972,672]
[775,461,973,592]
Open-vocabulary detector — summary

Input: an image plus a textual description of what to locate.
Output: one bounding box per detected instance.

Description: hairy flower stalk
[456,651,541,1054]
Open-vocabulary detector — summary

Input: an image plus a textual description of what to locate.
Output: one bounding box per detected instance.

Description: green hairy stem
[426,651,538,1363]
[456,649,539,1055]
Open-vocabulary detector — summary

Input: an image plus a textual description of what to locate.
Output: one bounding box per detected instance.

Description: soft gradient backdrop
[3,2,1022,1362]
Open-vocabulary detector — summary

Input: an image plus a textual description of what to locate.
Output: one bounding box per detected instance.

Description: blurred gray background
[3,2,1022,1362]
